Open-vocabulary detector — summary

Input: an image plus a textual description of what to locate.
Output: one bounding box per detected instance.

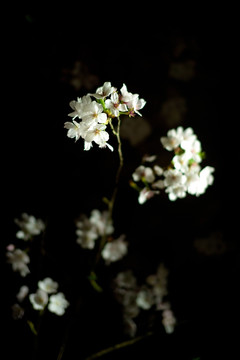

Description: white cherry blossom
[84,123,113,151]
[6,248,30,277]
[105,92,128,117]
[120,84,146,116]
[38,278,59,294]
[162,309,177,334]
[68,95,92,120]
[64,120,82,141]
[160,126,184,151]
[82,101,107,126]
[15,213,45,241]
[132,165,155,183]
[48,293,69,316]
[139,187,159,204]
[90,81,116,99]
[29,289,48,310]
[136,287,154,310]
[16,285,29,302]
[102,235,128,264]
[163,168,187,188]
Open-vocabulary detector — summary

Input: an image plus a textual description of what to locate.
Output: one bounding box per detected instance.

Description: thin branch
[84,332,153,360]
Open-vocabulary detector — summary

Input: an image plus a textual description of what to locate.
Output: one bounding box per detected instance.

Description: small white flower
[163,168,186,188]
[136,288,154,310]
[16,285,29,302]
[89,209,114,237]
[64,120,82,141]
[105,92,128,117]
[166,184,187,201]
[82,101,107,125]
[15,213,45,241]
[29,289,48,310]
[76,215,99,249]
[180,127,196,150]
[68,95,92,119]
[84,123,113,151]
[114,270,137,289]
[12,304,25,320]
[90,81,116,99]
[6,248,30,277]
[162,309,177,334]
[38,277,59,294]
[142,154,157,163]
[185,139,202,163]
[138,187,159,204]
[48,292,69,316]
[172,152,191,172]
[160,126,184,151]
[153,165,164,176]
[102,235,128,264]
[120,84,146,116]
[132,165,155,183]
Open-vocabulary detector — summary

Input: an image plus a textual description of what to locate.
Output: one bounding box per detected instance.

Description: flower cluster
[131,127,215,203]
[7,213,69,330]
[6,213,46,276]
[75,209,128,264]
[64,82,146,151]
[113,264,176,337]
[14,213,45,241]
[29,277,69,316]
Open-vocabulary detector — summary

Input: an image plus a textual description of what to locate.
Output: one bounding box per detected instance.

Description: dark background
[2,9,237,360]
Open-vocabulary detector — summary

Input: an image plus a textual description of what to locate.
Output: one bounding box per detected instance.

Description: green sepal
[27,320,38,336]
[88,271,103,293]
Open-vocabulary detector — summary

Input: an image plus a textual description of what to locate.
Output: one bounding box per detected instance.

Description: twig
[84,331,153,360]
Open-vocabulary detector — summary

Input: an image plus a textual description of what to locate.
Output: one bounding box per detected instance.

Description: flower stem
[84,331,153,360]
[92,117,124,271]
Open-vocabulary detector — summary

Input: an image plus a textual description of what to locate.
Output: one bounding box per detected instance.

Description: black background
[2,8,237,360]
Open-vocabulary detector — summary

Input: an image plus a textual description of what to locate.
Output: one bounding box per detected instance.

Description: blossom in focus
[65,81,146,151]
[38,278,59,294]
[120,84,146,116]
[68,95,92,120]
[84,123,113,151]
[48,293,69,316]
[15,213,45,241]
[90,81,116,99]
[105,92,128,117]
[82,101,107,126]
[6,248,30,277]
[64,120,82,141]
[29,289,48,310]
[102,235,128,264]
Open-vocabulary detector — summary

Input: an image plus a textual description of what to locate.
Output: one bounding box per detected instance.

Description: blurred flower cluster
[6,213,69,331]
[131,126,214,203]
[113,264,176,337]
